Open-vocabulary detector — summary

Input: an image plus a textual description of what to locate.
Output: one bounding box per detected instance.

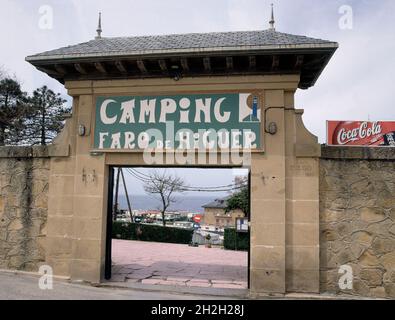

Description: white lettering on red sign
[336,122,382,145]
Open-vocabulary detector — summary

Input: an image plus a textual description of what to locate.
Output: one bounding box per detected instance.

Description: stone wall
[0,147,50,271]
[1,141,394,299]
[320,146,395,299]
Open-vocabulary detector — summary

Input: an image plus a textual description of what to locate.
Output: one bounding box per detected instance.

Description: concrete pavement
[0,271,374,300]
[112,240,248,289]
[0,272,236,300]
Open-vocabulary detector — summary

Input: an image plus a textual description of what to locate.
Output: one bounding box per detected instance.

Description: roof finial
[269,4,275,30]
[96,12,102,39]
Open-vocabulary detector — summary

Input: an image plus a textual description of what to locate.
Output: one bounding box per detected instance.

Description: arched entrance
[25,27,337,294]
[105,166,252,291]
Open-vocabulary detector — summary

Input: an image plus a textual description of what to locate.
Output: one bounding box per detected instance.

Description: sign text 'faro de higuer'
[94,93,262,151]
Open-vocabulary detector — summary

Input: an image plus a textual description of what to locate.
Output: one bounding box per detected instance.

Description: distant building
[202,196,244,228]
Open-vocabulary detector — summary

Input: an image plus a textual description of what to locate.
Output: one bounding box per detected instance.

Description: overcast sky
[1,0,394,193]
[118,168,249,197]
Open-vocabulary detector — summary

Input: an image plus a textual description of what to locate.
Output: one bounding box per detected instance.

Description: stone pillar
[285,109,321,293]
[250,90,321,294]
[70,94,107,283]
[250,89,287,293]
[45,98,78,277]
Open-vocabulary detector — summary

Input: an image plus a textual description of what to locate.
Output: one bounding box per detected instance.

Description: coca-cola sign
[327,121,395,146]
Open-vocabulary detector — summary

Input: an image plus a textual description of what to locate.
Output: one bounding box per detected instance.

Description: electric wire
[124,168,247,193]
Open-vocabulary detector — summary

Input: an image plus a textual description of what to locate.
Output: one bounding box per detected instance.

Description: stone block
[360,268,384,287]
[50,157,75,175]
[319,269,340,294]
[367,219,393,237]
[48,144,70,158]
[73,196,105,219]
[32,194,48,210]
[371,237,395,255]
[72,239,102,260]
[383,270,395,283]
[250,268,285,294]
[75,155,106,174]
[46,258,71,277]
[251,223,285,246]
[286,269,319,293]
[251,155,285,176]
[286,200,319,224]
[320,228,339,242]
[251,200,285,224]
[287,223,319,246]
[46,237,72,259]
[333,221,353,238]
[49,175,75,196]
[379,252,395,271]
[351,231,373,246]
[286,246,319,271]
[251,245,285,270]
[349,242,368,260]
[370,287,387,298]
[295,144,321,158]
[74,175,105,197]
[47,217,73,237]
[251,177,286,201]
[48,195,74,216]
[70,259,101,283]
[360,207,386,223]
[7,219,24,231]
[352,280,371,297]
[73,218,103,240]
[288,177,319,201]
[375,192,395,209]
[384,283,395,298]
[320,209,345,223]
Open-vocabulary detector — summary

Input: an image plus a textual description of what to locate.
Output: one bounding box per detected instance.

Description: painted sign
[236,217,249,233]
[193,215,203,223]
[94,93,261,150]
[327,121,395,147]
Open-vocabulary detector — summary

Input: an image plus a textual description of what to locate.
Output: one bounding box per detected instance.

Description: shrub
[224,228,250,251]
[112,222,193,245]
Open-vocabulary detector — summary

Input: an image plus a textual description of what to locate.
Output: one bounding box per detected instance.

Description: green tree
[225,187,249,216]
[0,78,28,146]
[24,86,69,146]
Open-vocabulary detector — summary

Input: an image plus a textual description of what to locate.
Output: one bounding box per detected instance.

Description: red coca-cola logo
[328,121,395,146]
[336,122,382,145]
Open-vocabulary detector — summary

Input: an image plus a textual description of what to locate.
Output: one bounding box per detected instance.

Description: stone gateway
[0,23,393,299]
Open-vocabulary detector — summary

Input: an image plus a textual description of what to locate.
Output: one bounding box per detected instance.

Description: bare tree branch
[143,170,188,226]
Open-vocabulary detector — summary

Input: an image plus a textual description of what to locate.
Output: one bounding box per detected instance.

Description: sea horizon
[118,194,226,213]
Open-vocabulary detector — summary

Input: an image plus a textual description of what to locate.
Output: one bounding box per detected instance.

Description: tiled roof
[202,196,233,209]
[26,29,337,61]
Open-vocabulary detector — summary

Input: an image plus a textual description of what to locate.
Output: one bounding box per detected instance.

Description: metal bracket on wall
[264,107,294,135]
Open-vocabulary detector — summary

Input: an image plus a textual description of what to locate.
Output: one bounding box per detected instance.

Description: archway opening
[105,166,250,291]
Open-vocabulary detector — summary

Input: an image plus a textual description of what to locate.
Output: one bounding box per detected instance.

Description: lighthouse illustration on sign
[239,93,261,123]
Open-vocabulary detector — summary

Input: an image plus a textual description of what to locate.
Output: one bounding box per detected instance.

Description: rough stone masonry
[0,147,49,271]
[0,145,394,299]
[320,146,395,299]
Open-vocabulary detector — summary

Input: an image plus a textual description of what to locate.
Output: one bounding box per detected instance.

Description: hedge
[112,222,194,245]
[224,228,250,251]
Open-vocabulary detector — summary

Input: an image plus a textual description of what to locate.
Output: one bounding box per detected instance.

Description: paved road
[0,272,233,300]
[0,272,371,300]
[112,240,248,289]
